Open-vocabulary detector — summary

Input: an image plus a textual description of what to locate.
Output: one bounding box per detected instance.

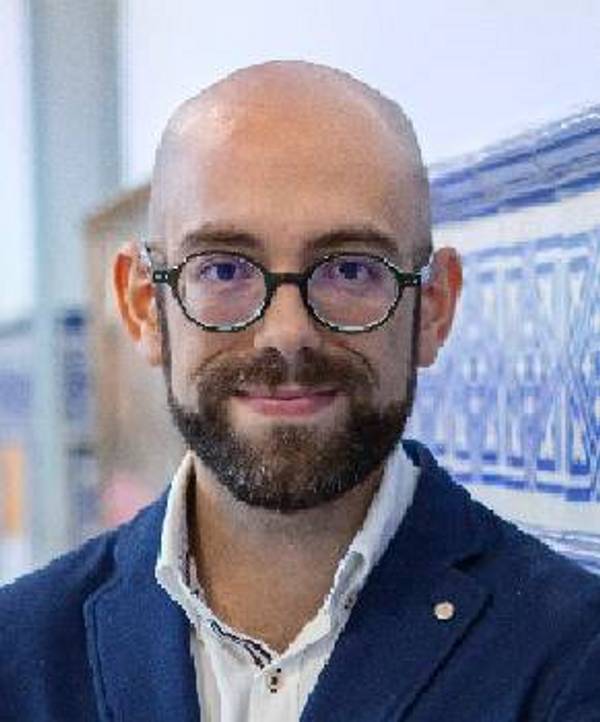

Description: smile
[233,386,339,417]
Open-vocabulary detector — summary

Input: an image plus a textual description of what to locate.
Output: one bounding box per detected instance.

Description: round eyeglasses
[144,246,431,334]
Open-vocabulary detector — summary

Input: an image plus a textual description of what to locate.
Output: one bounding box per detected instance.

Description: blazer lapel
[83,491,200,722]
[301,441,494,722]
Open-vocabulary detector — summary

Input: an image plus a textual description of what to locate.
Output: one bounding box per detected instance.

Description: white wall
[121,0,600,185]
[0,1,34,322]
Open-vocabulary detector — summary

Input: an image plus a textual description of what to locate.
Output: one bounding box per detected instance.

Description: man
[1,61,599,721]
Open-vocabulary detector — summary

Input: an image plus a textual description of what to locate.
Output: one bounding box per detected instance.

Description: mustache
[194,347,375,398]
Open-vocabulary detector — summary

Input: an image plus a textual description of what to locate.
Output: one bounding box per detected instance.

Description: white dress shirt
[155,442,419,722]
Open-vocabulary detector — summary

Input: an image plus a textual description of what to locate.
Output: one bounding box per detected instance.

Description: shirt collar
[155,441,419,649]
[299,441,419,645]
[155,451,211,625]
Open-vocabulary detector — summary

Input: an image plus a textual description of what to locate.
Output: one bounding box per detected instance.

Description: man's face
[154,93,426,511]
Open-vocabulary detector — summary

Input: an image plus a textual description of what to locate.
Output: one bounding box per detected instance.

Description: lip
[233,386,339,417]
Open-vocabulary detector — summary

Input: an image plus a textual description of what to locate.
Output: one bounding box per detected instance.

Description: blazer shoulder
[0,526,119,640]
[479,500,600,598]
[0,491,166,650]
[404,439,600,608]
[460,491,600,662]
[0,493,168,721]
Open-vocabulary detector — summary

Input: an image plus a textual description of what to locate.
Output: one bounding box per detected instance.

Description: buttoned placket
[187,549,304,719]
[194,565,360,722]
[199,611,305,720]
[247,657,301,720]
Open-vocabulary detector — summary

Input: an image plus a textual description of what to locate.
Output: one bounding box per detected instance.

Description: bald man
[2,62,600,722]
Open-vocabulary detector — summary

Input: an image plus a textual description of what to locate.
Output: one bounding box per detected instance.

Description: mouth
[232,385,340,417]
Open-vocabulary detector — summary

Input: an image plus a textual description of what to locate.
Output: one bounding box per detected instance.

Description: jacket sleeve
[546,630,600,721]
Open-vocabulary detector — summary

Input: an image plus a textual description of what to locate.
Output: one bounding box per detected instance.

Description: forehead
[155,91,423,262]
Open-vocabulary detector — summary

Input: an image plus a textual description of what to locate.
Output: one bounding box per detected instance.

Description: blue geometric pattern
[409,229,600,502]
[430,107,600,224]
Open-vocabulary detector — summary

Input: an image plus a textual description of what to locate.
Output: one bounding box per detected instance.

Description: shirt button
[433,600,456,621]
[343,594,356,611]
[266,668,282,693]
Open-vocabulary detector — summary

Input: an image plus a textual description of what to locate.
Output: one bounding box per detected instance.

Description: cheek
[166,308,214,403]
[167,306,253,405]
[371,312,416,403]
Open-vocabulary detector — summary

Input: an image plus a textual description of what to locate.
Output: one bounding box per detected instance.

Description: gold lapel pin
[433,600,456,621]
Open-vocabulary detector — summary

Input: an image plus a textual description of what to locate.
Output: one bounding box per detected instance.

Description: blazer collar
[84,440,494,722]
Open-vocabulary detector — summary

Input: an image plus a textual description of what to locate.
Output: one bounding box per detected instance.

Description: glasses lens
[179,254,266,327]
[308,255,399,328]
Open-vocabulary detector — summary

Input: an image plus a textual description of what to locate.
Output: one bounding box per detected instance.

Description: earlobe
[416,247,463,368]
[113,241,163,367]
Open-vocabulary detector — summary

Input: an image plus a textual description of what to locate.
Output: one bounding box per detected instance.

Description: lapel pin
[433,600,456,621]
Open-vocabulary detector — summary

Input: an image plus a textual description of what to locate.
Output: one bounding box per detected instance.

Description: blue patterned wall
[412,230,599,499]
[410,107,600,573]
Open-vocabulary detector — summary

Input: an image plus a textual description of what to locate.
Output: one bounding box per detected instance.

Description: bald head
[149,60,431,267]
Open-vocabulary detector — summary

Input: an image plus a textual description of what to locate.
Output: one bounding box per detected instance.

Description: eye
[336,260,367,281]
[187,255,258,283]
[314,256,384,285]
[204,261,238,281]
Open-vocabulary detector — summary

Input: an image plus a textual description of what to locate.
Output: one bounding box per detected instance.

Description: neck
[187,457,383,653]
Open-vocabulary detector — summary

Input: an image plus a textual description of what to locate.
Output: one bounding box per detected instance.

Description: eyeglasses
[142,245,431,334]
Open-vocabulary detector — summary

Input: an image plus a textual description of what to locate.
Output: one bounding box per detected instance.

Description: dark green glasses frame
[142,244,431,334]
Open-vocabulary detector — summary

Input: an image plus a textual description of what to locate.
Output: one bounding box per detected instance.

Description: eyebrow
[178,228,259,258]
[176,225,411,266]
[309,228,404,261]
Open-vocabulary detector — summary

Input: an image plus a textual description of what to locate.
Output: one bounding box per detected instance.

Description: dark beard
[158,294,420,512]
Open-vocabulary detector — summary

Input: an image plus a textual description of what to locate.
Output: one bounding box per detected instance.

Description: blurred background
[1,0,599,584]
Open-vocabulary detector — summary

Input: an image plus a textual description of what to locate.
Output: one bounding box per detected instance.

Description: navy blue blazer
[2,440,600,721]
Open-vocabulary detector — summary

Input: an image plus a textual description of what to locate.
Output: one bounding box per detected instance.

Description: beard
[158,294,420,513]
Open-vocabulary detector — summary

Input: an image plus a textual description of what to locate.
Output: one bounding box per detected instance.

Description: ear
[113,240,163,367]
[417,247,463,368]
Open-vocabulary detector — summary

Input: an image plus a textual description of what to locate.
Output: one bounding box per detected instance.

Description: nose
[252,283,323,362]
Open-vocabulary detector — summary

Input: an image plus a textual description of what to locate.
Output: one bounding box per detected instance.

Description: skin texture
[114,61,463,652]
